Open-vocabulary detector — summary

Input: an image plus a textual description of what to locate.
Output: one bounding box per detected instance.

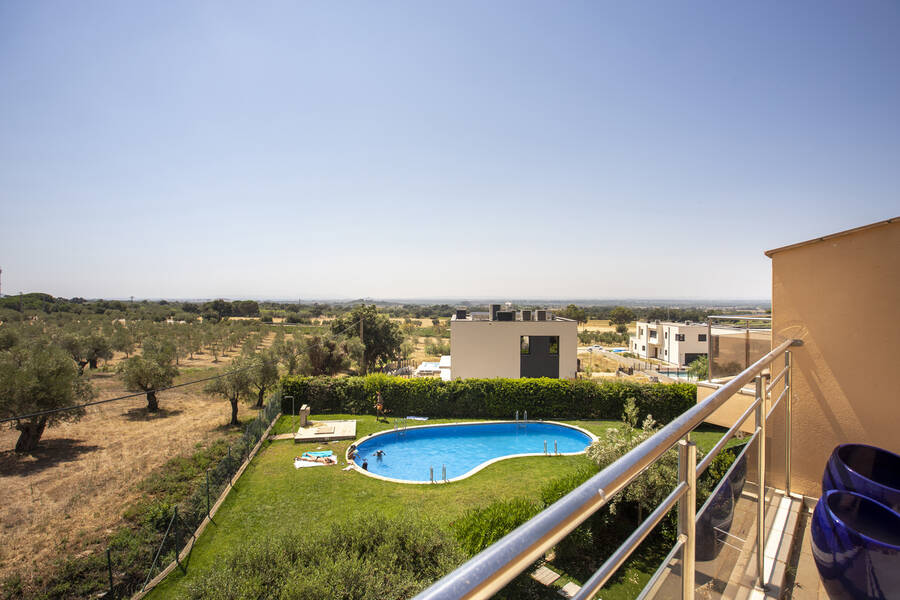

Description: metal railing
[414,338,799,600]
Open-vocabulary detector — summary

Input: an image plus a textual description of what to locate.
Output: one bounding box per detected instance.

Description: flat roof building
[629,321,712,366]
[449,306,577,379]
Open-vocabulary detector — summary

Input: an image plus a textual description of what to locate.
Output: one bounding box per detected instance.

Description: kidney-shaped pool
[351,421,595,483]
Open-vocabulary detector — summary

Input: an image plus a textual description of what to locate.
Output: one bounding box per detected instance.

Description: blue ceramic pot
[823,444,900,513]
[811,490,900,599]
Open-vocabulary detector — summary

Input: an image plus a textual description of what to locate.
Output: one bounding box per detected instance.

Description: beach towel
[295,459,333,469]
[303,450,333,458]
[406,416,429,421]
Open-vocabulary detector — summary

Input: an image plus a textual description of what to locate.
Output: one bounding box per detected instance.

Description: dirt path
[0,334,273,582]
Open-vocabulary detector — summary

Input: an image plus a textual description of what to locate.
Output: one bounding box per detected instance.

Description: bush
[184,513,463,600]
[280,375,696,424]
[451,498,541,556]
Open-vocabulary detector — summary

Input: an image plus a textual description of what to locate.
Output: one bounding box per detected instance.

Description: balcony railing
[414,337,800,600]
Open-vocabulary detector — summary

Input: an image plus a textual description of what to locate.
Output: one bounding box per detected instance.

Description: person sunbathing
[299,454,336,464]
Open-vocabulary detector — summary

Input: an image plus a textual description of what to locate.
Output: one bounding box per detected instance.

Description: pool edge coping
[345,420,599,485]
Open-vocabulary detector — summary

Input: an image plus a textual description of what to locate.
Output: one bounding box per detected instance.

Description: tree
[275,338,302,375]
[615,323,628,334]
[119,338,179,412]
[608,306,636,326]
[586,398,677,523]
[205,355,253,426]
[301,335,350,376]
[0,340,94,452]
[688,355,709,381]
[330,305,402,375]
[110,324,135,357]
[83,333,113,369]
[59,334,89,374]
[558,304,588,324]
[249,348,279,407]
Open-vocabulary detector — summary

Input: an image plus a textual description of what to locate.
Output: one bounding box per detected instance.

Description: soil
[0,338,272,583]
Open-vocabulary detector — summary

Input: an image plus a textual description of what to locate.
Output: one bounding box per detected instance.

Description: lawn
[149,415,733,599]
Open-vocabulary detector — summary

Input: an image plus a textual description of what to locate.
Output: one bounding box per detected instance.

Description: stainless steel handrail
[413,338,798,600]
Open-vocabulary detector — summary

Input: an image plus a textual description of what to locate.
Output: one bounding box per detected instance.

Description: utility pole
[360,314,365,374]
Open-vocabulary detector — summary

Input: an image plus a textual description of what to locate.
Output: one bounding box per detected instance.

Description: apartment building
[449,305,577,379]
[629,321,709,366]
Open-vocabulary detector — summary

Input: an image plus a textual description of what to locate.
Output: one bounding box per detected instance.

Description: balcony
[414,217,900,600]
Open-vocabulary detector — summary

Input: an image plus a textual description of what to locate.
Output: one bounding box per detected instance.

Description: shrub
[184,513,464,600]
[280,376,696,424]
[451,498,541,556]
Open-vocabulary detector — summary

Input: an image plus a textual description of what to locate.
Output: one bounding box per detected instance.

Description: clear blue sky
[1,1,897,301]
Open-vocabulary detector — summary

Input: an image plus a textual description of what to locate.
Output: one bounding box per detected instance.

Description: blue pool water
[353,422,593,483]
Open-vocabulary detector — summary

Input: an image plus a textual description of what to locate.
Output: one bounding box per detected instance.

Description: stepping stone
[558,582,582,598]
[531,565,560,586]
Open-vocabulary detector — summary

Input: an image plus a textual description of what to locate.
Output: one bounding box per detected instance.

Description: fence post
[174,506,186,574]
[755,375,767,587]
[106,548,114,598]
[206,469,211,518]
[678,439,697,599]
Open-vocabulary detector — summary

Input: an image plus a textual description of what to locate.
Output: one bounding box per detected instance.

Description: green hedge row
[280,375,696,423]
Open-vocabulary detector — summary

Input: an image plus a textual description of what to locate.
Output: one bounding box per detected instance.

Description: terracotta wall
[769,219,900,497]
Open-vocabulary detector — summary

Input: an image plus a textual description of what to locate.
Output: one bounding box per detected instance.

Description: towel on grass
[406,416,429,421]
[294,458,337,469]
[304,450,333,458]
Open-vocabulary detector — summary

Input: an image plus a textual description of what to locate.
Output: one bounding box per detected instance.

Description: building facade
[629,321,709,366]
[450,306,577,379]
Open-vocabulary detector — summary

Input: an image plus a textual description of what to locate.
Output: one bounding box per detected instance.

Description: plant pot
[811,489,900,599]
[823,444,900,513]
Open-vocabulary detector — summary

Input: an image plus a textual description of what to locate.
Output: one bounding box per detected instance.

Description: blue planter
[823,444,900,513]
[811,490,900,599]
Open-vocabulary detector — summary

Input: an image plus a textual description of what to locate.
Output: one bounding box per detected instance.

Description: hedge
[280,375,696,424]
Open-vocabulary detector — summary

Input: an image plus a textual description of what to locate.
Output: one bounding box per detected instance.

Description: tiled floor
[787,507,831,599]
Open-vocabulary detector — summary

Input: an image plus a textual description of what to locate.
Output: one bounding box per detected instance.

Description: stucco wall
[769,219,900,497]
[450,319,578,379]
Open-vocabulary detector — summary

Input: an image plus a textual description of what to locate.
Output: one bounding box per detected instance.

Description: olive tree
[205,354,253,426]
[301,335,350,376]
[119,338,178,412]
[249,348,279,408]
[0,340,94,452]
[330,305,402,374]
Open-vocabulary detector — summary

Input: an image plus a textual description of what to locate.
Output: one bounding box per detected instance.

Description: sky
[1,1,898,301]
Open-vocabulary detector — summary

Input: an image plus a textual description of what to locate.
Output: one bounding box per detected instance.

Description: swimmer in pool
[374,449,386,460]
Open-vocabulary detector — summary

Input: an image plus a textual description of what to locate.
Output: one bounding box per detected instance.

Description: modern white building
[449,305,577,379]
[629,321,710,366]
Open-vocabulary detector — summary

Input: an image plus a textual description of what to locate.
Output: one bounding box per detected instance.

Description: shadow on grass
[122,407,185,421]
[0,438,102,476]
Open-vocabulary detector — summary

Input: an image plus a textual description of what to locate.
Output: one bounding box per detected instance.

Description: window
[698,334,707,342]
[548,336,559,355]
[650,330,657,339]
[675,334,685,342]
[642,345,646,351]
[665,331,668,339]
[664,349,668,355]
[520,336,530,355]
[639,327,643,336]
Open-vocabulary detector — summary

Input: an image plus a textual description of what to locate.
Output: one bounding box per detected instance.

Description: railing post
[678,439,696,600]
[785,350,792,497]
[755,375,766,587]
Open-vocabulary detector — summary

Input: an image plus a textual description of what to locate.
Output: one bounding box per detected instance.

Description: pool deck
[292,420,357,443]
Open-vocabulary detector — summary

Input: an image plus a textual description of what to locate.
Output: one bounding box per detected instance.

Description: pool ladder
[515,410,528,428]
[393,418,407,438]
[429,465,448,484]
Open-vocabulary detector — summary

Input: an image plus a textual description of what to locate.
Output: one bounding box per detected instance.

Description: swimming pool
[350,421,596,483]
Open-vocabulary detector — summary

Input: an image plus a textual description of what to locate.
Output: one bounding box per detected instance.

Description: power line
[0,316,365,424]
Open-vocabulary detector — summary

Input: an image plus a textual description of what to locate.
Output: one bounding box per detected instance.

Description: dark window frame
[520,335,530,355]
[548,336,559,355]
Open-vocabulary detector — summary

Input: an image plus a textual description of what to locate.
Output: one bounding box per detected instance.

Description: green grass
[149,415,733,598]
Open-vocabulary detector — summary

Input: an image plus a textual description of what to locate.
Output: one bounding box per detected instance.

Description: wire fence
[96,391,283,599]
